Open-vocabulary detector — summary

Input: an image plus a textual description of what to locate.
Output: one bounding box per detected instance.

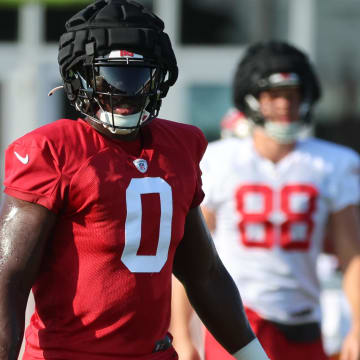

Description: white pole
[288,0,315,59]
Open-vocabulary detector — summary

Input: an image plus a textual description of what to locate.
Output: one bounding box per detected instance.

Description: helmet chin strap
[96,97,151,134]
[245,94,307,143]
[262,121,304,144]
[99,110,147,134]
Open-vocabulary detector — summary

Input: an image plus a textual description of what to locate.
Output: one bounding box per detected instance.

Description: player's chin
[113,106,142,115]
[277,115,297,123]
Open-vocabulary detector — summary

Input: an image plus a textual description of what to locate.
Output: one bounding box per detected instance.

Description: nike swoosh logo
[14,151,29,164]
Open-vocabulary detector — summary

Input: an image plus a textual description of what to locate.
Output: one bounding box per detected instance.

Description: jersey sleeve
[328,149,360,212]
[3,134,66,213]
[189,126,208,208]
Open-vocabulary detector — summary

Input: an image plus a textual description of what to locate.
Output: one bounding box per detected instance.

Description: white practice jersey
[201,136,360,325]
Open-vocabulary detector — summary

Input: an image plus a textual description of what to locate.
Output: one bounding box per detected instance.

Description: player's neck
[252,128,296,163]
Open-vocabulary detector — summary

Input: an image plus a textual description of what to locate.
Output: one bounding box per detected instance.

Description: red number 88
[235,184,318,251]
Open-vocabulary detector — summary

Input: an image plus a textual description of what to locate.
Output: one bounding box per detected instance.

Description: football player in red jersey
[171,41,360,360]
[0,1,270,360]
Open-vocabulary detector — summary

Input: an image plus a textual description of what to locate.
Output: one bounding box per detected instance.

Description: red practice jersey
[4,118,207,360]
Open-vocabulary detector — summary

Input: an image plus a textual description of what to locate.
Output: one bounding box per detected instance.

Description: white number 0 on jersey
[121,177,173,273]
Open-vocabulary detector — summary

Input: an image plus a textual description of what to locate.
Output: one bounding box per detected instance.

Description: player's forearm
[183,260,254,354]
[343,255,360,333]
[170,280,198,360]
[0,288,25,360]
[0,329,22,360]
[170,276,195,345]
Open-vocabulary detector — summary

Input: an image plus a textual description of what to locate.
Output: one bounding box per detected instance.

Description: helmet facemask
[74,51,164,134]
[244,73,311,143]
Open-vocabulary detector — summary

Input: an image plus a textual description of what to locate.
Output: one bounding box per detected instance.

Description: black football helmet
[232,41,321,142]
[57,0,178,134]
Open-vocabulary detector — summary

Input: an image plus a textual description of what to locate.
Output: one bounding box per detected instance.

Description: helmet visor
[94,66,157,96]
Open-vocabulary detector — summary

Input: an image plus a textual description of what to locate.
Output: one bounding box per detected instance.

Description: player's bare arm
[170,275,201,360]
[170,205,216,360]
[173,206,260,356]
[0,195,56,360]
[329,204,360,360]
[201,205,216,233]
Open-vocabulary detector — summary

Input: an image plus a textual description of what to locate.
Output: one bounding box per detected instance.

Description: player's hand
[340,328,360,360]
[174,343,202,360]
[179,346,201,360]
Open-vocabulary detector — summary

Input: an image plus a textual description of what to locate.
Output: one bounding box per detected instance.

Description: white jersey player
[202,135,359,325]
[170,41,360,360]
